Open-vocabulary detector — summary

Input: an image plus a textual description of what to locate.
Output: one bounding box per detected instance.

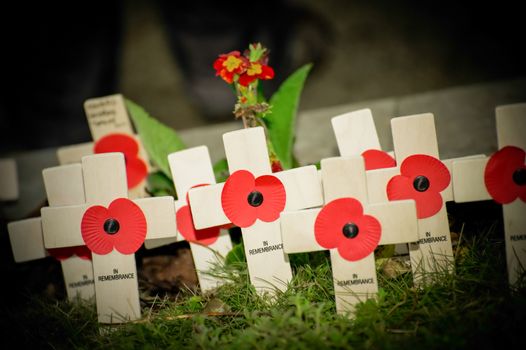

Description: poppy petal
[315,198,364,249]
[125,157,148,188]
[361,149,396,170]
[177,205,220,246]
[222,170,258,228]
[48,245,92,261]
[254,175,286,223]
[400,155,450,192]
[109,198,147,255]
[485,146,526,204]
[337,214,381,261]
[94,133,139,156]
[81,206,115,255]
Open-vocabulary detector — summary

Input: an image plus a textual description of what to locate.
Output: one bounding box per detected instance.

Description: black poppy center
[103,218,120,235]
[513,168,526,186]
[342,222,359,239]
[247,191,264,207]
[413,175,430,192]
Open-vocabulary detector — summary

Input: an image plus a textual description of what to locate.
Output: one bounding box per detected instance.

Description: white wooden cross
[187,127,323,294]
[8,164,95,301]
[452,103,526,285]
[56,94,150,199]
[144,146,233,292]
[280,156,418,314]
[0,158,18,201]
[387,114,454,281]
[330,108,487,266]
[40,153,176,324]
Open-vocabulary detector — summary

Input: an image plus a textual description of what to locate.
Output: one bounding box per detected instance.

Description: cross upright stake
[280,156,418,314]
[0,158,18,201]
[57,94,150,198]
[8,164,95,301]
[41,153,176,324]
[188,127,323,294]
[145,146,233,292]
[452,103,526,285]
[389,113,454,282]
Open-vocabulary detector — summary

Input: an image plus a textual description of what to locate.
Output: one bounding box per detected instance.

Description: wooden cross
[280,156,418,314]
[187,127,323,293]
[40,153,176,324]
[144,146,233,292]
[388,114,454,281]
[8,164,95,301]
[452,103,526,285]
[0,158,18,201]
[56,94,150,198]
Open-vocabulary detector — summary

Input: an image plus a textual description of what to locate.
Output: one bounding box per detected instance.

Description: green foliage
[146,171,177,198]
[225,242,245,266]
[126,98,186,179]
[265,64,312,169]
[213,158,230,183]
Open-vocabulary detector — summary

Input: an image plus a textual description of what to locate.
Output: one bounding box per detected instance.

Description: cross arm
[331,108,381,157]
[280,208,324,254]
[8,218,47,262]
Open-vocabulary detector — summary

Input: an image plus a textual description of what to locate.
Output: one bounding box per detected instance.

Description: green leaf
[266,64,312,169]
[225,242,245,265]
[213,158,230,183]
[146,171,176,198]
[126,98,186,179]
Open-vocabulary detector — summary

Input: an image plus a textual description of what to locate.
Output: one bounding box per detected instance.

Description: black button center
[247,191,264,207]
[342,222,359,239]
[413,175,430,192]
[103,218,120,235]
[513,168,526,186]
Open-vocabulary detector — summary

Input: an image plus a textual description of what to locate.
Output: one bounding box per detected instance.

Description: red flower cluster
[94,133,148,189]
[221,170,286,228]
[485,146,526,204]
[213,49,274,87]
[315,198,381,261]
[387,154,450,219]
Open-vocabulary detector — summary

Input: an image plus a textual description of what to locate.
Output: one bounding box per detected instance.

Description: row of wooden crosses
[4,94,525,326]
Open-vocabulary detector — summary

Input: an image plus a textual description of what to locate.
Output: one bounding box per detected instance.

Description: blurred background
[1,0,524,153]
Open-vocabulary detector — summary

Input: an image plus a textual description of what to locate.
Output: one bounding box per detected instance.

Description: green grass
[1,204,525,349]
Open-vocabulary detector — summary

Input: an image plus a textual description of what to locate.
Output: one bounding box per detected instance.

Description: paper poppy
[314,198,381,261]
[484,146,526,204]
[94,133,148,189]
[361,149,396,170]
[387,154,450,219]
[221,170,286,228]
[177,184,221,246]
[81,198,147,255]
[48,245,92,261]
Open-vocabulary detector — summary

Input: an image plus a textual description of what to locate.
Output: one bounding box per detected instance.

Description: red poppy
[361,149,396,170]
[314,198,381,261]
[213,51,247,84]
[386,154,450,219]
[94,133,148,189]
[177,184,221,246]
[238,61,274,87]
[48,245,92,261]
[221,170,286,228]
[484,146,526,204]
[81,198,147,255]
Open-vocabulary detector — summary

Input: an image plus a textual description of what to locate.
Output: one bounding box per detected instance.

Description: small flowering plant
[214,43,312,171]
